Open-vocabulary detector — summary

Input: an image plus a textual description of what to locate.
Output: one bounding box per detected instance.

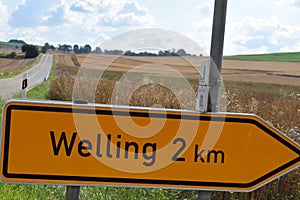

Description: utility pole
[208,0,228,113]
[197,0,227,199]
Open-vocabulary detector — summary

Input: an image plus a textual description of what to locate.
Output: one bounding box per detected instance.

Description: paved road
[0,54,53,99]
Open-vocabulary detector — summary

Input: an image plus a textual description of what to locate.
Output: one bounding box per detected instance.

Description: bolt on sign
[1,100,299,192]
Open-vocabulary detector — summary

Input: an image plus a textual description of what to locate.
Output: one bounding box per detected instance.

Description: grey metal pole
[207,0,228,113]
[66,186,80,200]
[198,0,227,199]
[66,99,88,200]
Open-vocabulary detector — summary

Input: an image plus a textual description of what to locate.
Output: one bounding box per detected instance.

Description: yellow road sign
[1,99,299,191]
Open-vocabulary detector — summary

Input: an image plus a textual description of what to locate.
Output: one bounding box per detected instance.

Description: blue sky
[0,0,300,55]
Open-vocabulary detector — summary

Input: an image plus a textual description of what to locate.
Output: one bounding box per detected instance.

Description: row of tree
[14,40,193,58]
[56,44,124,55]
[124,49,190,56]
[57,44,92,54]
[7,39,196,58]
[8,39,26,45]
[56,43,192,57]
[20,42,55,58]
[41,42,55,53]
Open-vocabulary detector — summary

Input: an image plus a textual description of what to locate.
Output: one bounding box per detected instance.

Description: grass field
[0,41,24,48]
[0,52,299,199]
[224,52,300,62]
[0,41,42,51]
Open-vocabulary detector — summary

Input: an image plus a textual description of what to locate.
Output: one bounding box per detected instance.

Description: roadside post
[65,100,88,200]
[198,0,228,199]
[22,72,28,98]
[66,186,80,200]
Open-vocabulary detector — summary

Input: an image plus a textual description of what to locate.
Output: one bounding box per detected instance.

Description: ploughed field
[56,54,300,86]
[0,57,36,76]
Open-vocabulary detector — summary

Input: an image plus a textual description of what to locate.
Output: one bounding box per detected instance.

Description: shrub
[22,44,39,58]
[6,51,17,58]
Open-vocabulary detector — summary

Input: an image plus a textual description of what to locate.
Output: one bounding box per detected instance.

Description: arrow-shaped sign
[1,99,299,192]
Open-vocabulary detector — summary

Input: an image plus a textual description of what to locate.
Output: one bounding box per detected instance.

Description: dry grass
[129,83,180,109]
[214,81,300,200]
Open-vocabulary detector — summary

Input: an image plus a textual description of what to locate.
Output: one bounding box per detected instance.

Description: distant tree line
[9,39,193,57]
[20,42,56,58]
[56,44,124,55]
[124,48,191,56]
[124,51,157,56]
[8,39,26,45]
[19,42,55,59]
[41,42,55,53]
[51,42,194,56]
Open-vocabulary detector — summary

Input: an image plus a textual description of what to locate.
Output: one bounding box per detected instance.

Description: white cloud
[0,0,10,40]
[225,17,300,55]
[197,2,211,18]
[98,0,153,28]
[7,27,49,44]
[1,0,154,46]
[187,2,213,55]
[294,0,300,7]
[70,0,107,13]
[9,0,65,27]
[118,1,147,15]
[70,1,94,13]
[275,0,300,8]
[65,0,153,30]
[0,0,9,28]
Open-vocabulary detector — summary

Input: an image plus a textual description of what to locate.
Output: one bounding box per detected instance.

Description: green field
[224,52,300,62]
[0,41,42,49]
[0,41,24,48]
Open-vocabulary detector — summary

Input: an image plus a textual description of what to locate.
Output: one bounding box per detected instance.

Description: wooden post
[198,0,227,199]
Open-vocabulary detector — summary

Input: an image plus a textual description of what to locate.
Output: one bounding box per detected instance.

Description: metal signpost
[65,100,88,200]
[1,100,299,191]
[198,0,228,198]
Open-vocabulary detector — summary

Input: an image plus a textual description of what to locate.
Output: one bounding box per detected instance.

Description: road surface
[0,54,53,99]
